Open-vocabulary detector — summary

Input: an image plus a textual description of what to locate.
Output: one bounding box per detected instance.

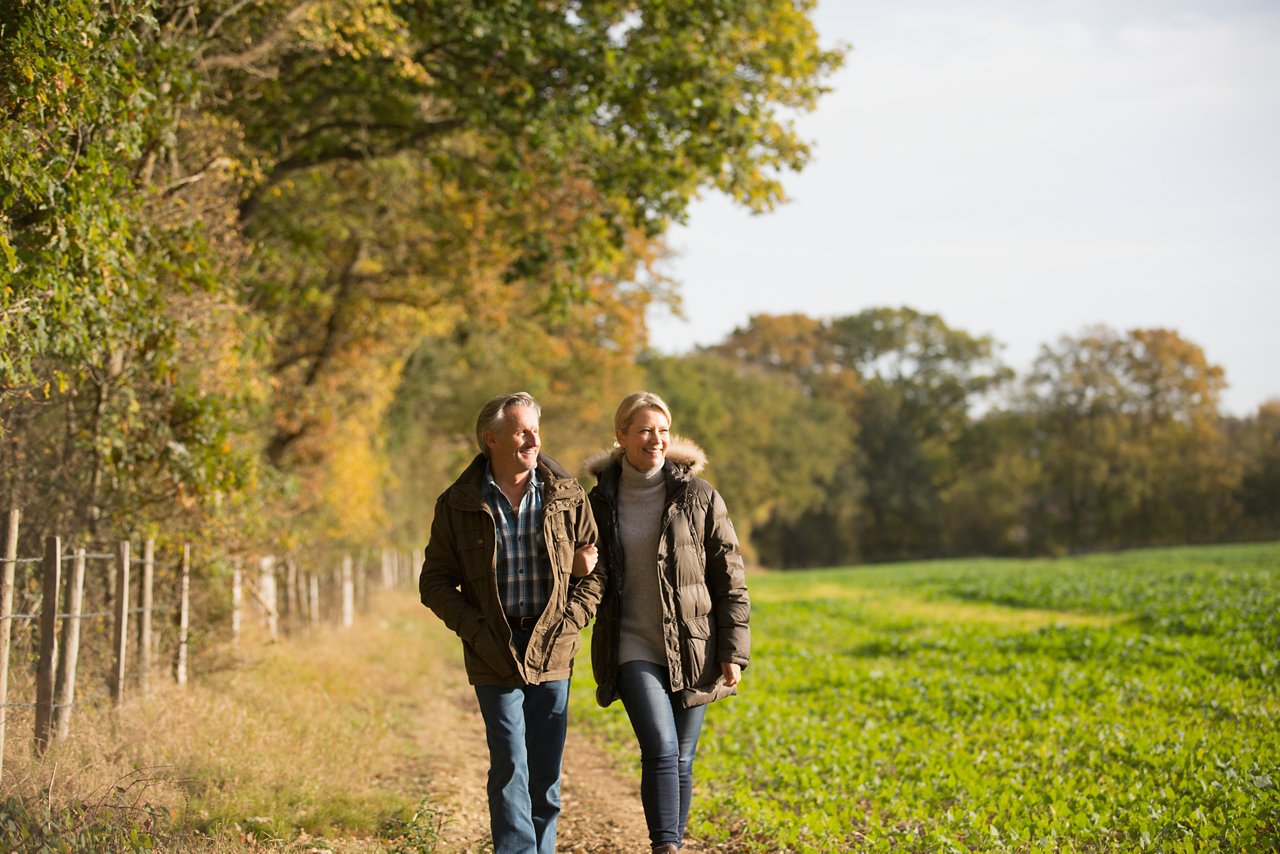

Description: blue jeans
[473,627,570,854]
[616,660,708,849]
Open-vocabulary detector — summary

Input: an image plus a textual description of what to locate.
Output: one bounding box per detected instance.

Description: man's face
[485,404,541,477]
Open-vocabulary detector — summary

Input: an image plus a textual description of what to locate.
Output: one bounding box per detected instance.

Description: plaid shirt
[484,462,552,619]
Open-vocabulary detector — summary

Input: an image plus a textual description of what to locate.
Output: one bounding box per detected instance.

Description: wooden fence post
[0,507,20,779]
[355,555,367,612]
[138,537,155,697]
[341,555,354,628]
[231,561,242,646]
[110,540,130,705]
[308,572,320,627]
[35,536,61,754]
[331,564,341,622]
[285,559,299,630]
[54,548,86,740]
[175,545,189,687]
[298,570,309,629]
[259,556,278,641]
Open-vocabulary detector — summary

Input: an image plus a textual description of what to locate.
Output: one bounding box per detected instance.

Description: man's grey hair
[613,391,672,436]
[475,391,542,456]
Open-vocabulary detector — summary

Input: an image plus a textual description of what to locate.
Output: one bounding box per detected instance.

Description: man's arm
[562,491,604,631]
[419,493,485,642]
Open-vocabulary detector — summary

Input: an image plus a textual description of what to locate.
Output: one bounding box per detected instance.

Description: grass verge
[0,592,451,852]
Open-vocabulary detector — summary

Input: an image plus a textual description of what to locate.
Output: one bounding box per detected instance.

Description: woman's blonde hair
[613,391,672,436]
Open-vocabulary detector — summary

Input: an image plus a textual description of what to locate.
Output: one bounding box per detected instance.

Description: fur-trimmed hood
[582,435,707,481]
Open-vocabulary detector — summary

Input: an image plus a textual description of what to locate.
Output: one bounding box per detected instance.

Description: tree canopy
[1,0,843,555]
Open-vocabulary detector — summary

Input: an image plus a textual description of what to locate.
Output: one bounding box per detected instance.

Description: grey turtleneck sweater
[617,457,668,666]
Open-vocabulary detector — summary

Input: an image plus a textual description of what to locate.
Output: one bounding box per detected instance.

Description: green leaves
[4,0,845,553]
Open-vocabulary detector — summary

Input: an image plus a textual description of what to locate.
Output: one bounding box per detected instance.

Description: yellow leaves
[292,0,421,74]
[319,415,390,542]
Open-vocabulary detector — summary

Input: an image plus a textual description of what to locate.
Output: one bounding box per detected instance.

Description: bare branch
[204,0,259,39]
[198,0,319,74]
[160,156,235,196]
[237,117,464,223]
[302,241,362,389]
[0,293,54,321]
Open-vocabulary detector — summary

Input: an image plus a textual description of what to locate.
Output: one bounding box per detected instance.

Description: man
[420,391,603,854]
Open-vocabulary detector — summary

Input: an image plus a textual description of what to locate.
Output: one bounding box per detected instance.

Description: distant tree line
[383,306,1278,568]
[642,310,1280,566]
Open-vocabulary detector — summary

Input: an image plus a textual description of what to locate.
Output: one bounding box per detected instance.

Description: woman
[585,391,750,853]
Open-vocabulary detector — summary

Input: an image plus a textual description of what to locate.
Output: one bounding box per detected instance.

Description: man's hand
[571,543,598,577]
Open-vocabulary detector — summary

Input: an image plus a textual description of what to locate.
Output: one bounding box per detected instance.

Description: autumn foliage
[2,1,1275,578]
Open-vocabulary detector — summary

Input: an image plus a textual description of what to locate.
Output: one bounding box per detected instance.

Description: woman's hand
[720,661,741,687]
[571,543,598,577]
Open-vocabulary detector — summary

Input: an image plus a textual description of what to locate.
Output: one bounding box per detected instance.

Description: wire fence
[0,506,420,783]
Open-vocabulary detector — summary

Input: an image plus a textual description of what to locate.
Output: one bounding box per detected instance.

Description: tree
[935,409,1042,556]
[829,308,1012,559]
[1,0,257,545]
[1226,400,1280,541]
[192,0,844,548]
[640,351,849,563]
[714,308,1010,562]
[3,0,845,559]
[1019,326,1238,552]
[382,273,655,548]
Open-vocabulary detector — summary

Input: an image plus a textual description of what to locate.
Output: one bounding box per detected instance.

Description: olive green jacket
[585,438,751,708]
[419,453,602,686]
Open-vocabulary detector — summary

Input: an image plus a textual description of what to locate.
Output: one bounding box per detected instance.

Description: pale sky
[648,0,1280,416]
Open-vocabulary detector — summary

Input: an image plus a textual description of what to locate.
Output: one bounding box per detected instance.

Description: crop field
[571,542,1280,852]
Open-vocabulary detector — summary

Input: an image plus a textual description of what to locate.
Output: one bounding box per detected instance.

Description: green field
[572,542,1280,852]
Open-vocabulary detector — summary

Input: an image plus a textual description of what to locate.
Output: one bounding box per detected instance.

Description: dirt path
[408,619,710,853]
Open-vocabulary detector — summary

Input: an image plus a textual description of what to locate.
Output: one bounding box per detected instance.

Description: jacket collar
[584,436,707,480]
[583,437,708,502]
[449,452,575,510]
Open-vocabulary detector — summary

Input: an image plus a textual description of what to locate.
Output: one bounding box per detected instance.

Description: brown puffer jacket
[419,453,602,687]
[585,438,750,709]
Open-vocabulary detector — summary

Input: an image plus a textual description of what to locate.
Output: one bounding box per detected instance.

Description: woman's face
[618,406,670,471]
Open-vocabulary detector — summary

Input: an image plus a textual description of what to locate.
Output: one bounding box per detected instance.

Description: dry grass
[0,591,456,851]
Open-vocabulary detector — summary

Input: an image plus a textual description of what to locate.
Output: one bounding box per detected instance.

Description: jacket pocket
[456,530,494,600]
[542,619,582,674]
[680,614,718,690]
[547,510,574,575]
[465,618,516,679]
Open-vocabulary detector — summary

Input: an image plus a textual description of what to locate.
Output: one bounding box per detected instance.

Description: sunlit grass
[0,593,449,851]
[755,581,1123,630]
[573,542,1280,852]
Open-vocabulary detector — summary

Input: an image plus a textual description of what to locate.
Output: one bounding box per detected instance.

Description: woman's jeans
[617,660,708,849]
[473,627,569,854]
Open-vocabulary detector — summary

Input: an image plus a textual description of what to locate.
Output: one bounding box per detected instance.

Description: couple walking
[419,390,751,853]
